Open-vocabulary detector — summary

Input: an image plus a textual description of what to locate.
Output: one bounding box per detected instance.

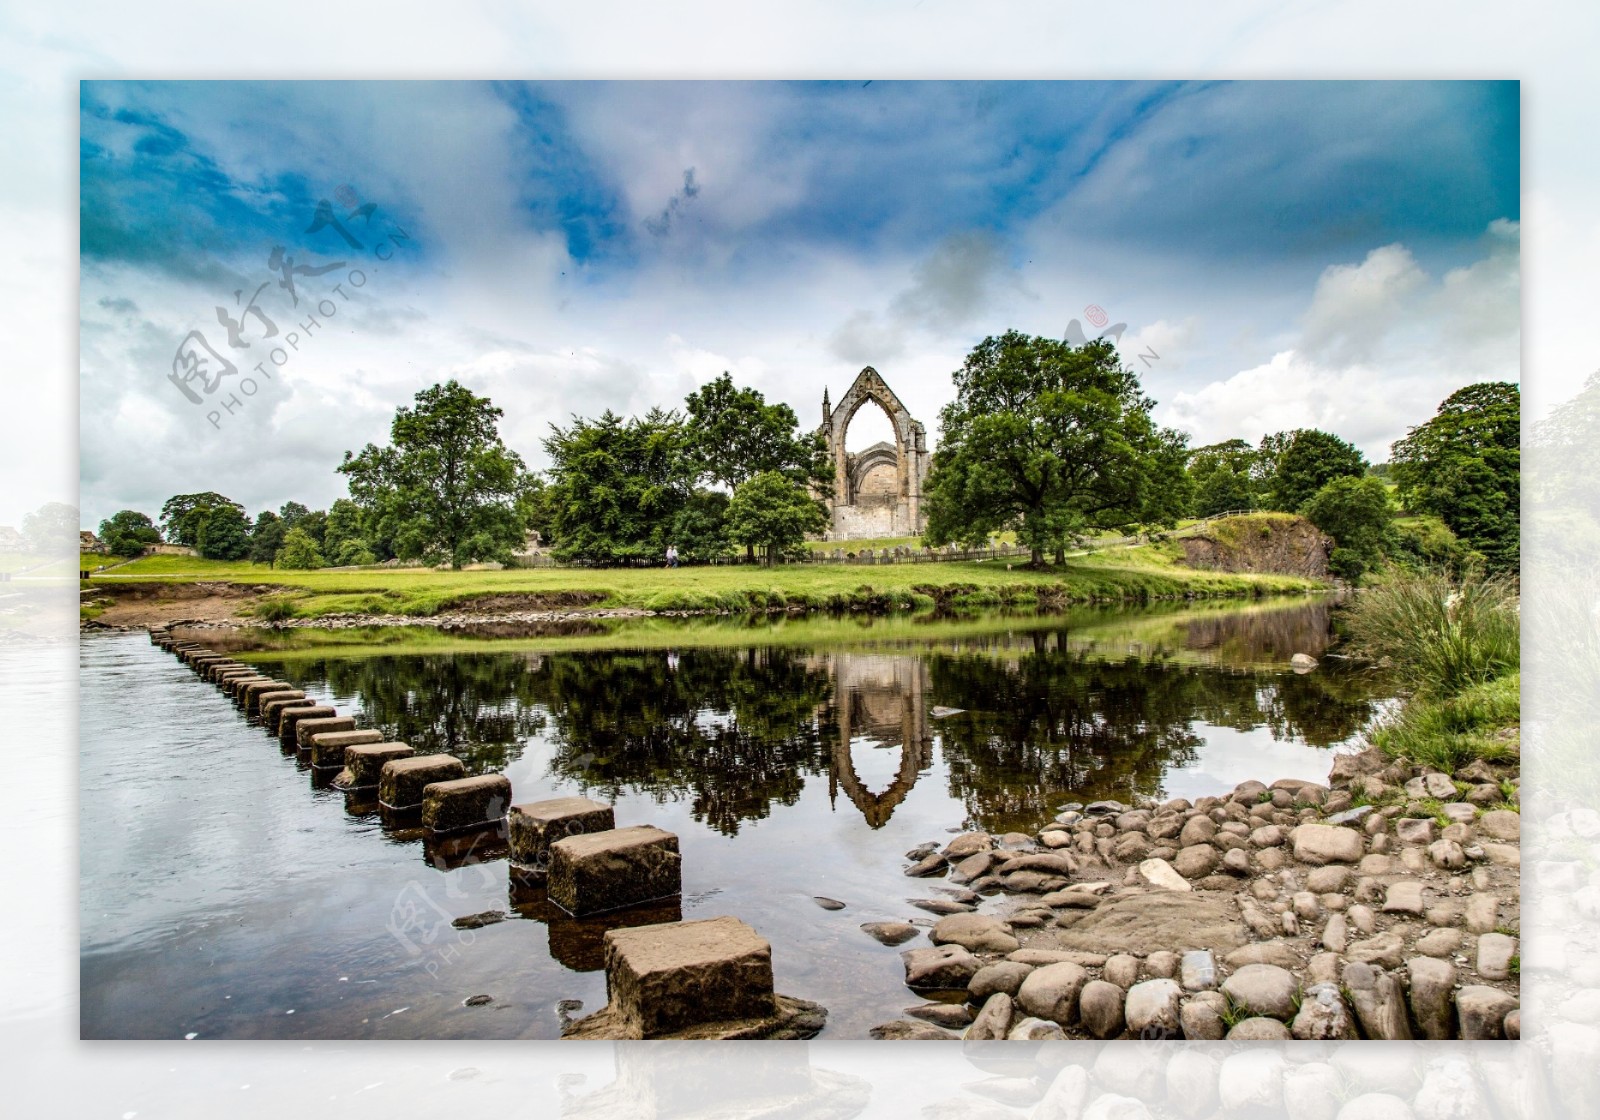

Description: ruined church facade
[814,367,931,541]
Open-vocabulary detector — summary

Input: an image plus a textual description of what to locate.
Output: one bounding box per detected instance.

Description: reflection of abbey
[815,366,931,541]
[810,651,932,829]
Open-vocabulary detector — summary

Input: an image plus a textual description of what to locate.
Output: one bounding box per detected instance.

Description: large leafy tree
[195,503,251,560]
[1186,439,1262,517]
[159,492,242,548]
[1391,382,1519,571]
[725,471,828,566]
[1300,475,1393,582]
[339,380,529,569]
[922,332,1190,565]
[683,372,832,492]
[248,511,285,566]
[276,526,324,569]
[1265,429,1368,513]
[543,408,697,565]
[97,509,162,557]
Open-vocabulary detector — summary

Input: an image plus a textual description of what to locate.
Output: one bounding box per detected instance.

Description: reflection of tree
[537,648,835,837]
[261,652,548,774]
[929,648,1379,834]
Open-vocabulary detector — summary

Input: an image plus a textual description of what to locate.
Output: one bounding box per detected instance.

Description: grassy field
[84,538,1324,620]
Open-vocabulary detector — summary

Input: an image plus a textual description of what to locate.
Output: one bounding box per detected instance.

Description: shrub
[1341,568,1518,696]
[252,595,300,622]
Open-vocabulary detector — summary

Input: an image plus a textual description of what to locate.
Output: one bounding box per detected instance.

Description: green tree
[1300,475,1393,582]
[670,490,732,562]
[322,498,364,556]
[922,332,1190,565]
[543,408,697,565]
[683,373,832,560]
[1391,382,1519,571]
[248,511,285,566]
[1186,439,1261,518]
[159,492,241,547]
[339,380,529,569]
[276,526,324,569]
[1265,429,1367,512]
[97,509,161,557]
[195,503,251,560]
[725,471,828,566]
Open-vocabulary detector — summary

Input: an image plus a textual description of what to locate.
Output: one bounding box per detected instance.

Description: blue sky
[78,80,1520,525]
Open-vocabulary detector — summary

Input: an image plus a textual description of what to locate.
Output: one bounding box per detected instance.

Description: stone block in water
[336,742,415,789]
[277,704,335,741]
[295,715,357,750]
[259,692,309,727]
[549,825,681,917]
[242,681,294,712]
[308,728,381,768]
[602,916,775,1038]
[379,754,466,810]
[422,773,512,834]
[212,664,252,684]
[223,674,270,698]
[509,796,616,877]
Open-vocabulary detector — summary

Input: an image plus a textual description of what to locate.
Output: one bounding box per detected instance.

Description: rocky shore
[871,741,1520,1042]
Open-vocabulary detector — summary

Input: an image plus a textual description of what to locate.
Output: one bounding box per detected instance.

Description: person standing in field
[666,544,679,568]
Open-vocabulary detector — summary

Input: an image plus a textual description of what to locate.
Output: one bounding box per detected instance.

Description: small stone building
[815,367,931,540]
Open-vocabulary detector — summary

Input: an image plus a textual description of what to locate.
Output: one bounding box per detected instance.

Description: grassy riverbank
[83,540,1323,624]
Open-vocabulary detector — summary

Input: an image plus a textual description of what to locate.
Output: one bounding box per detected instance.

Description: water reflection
[256,599,1381,839]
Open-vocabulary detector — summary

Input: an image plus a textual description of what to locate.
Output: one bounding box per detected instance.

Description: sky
[77,79,1521,528]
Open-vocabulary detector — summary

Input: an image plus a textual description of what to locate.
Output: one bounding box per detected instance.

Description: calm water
[80,598,1390,1040]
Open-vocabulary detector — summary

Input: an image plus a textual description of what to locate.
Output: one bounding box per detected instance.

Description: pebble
[1078,979,1127,1038]
[861,921,919,946]
[1221,963,1299,1020]
[968,961,1034,1002]
[1124,978,1183,1037]
[813,896,846,910]
[1476,931,1517,980]
[1103,953,1141,989]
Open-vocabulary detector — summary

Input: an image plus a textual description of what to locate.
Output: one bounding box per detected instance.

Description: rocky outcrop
[1180,514,1333,579]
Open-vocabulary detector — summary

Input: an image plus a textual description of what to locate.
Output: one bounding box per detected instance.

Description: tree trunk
[1053,545,1066,566]
[1030,547,1043,567]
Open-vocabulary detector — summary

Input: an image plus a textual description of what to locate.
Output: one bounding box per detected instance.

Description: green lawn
[87,540,1324,620]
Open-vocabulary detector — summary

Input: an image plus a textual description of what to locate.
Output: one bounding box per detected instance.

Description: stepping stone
[260,694,312,730]
[379,754,467,811]
[602,916,776,1038]
[334,742,414,789]
[242,681,294,712]
[296,715,356,751]
[422,773,513,834]
[308,728,383,770]
[549,825,681,916]
[508,796,616,877]
[278,705,336,742]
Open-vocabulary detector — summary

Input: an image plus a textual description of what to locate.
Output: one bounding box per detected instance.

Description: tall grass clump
[1342,568,1518,697]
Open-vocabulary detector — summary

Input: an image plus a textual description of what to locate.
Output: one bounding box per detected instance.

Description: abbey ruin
[815,367,931,541]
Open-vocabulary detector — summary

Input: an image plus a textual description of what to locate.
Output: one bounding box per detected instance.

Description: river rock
[1079,979,1126,1038]
[1224,941,1301,970]
[1136,858,1191,891]
[861,921,918,946]
[902,944,981,990]
[1456,985,1518,1040]
[910,896,973,916]
[869,1018,954,1039]
[1465,895,1501,933]
[1343,962,1413,1040]
[1179,815,1217,846]
[1382,880,1426,915]
[943,831,994,859]
[1008,1017,1066,1041]
[904,854,947,877]
[1103,953,1140,989]
[1292,983,1357,1040]
[1228,1017,1292,1040]
[1222,964,1299,1020]
[1015,962,1089,1026]
[1293,824,1365,864]
[1428,839,1467,869]
[1181,994,1226,1040]
[1040,830,1072,849]
[1476,931,1517,980]
[905,1002,974,1028]
[1348,930,1407,970]
[1395,817,1436,844]
[1223,848,1252,875]
[1322,912,1349,952]
[1291,653,1317,671]
[1173,844,1220,878]
[1180,949,1217,991]
[950,851,997,883]
[1124,978,1183,1038]
[968,961,1034,1002]
[1477,810,1520,840]
[1407,957,1457,1039]
[965,991,1014,1040]
[1144,950,1180,978]
[931,913,1019,954]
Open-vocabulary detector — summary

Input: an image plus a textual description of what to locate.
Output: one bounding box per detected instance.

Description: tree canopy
[922,331,1189,565]
[97,509,161,557]
[1265,429,1368,513]
[1186,439,1262,518]
[683,372,832,494]
[1391,381,1519,571]
[159,492,242,548]
[725,471,828,565]
[194,502,251,560]
[1300,475,1393,581]
[339,380,530,569]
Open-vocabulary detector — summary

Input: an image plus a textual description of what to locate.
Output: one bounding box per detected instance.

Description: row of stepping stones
[147,626,827,1040]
